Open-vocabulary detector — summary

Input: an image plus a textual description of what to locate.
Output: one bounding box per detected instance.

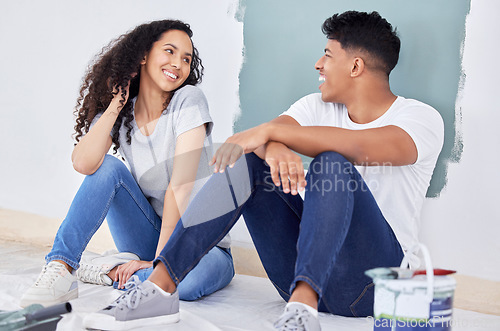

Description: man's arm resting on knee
[254,115,416,166]
[253,115,301,159]
[266,119,417,166]
[212,115,417,173]
[253,116,306,194]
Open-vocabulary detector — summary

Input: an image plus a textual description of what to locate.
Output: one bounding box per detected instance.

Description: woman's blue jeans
[46,155,234,301]
[155,151,404,316]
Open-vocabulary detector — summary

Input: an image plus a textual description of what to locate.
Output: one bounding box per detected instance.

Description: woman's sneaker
[76,250,140,286]
[83,276,180,330]
[274,303,321,331]
[20,261,78,307]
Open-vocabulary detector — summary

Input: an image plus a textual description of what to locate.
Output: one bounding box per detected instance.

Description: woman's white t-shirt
[91,85,230,248]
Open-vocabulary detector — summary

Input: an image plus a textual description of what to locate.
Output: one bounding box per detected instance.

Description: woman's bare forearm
[71,99,121,174]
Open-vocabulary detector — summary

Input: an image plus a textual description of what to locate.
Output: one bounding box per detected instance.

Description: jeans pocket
[349,282,375,317]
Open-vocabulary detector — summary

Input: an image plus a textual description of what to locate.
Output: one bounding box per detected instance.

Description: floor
[1,239,500,331]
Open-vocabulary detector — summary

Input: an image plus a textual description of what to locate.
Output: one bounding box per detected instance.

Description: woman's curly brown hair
[73,19,204,153]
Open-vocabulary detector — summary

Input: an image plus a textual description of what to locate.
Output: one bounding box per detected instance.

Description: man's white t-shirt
[281,94,444,267]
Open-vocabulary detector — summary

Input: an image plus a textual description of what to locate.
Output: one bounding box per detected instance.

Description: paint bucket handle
[399,243,434,303]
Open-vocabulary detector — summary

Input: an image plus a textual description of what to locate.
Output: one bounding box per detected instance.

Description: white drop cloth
[1,241,499,330]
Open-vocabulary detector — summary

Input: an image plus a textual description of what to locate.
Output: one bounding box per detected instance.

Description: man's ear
[351,57,365,77]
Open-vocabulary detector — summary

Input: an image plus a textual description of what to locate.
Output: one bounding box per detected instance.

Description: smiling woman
[72,20,203,156]
[138,30,193,108]
[20,19,234,320]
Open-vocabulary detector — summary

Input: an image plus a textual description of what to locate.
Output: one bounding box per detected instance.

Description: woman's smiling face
[140,29,193,94]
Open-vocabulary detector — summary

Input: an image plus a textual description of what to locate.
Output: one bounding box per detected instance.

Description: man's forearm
[266,123,360,161]
[266,123,416,166]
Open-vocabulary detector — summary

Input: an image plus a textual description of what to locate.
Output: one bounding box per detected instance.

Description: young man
[84,11,444,331]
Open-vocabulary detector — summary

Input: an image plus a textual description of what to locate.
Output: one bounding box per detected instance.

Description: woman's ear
[140,54,147,65]
[351,57,365,77]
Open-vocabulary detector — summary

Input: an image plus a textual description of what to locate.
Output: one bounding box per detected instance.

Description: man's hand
[265,142,306,195]
[114,260,153,289]
[210,123,271,173]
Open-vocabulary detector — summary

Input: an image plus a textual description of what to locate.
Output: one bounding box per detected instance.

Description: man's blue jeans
[155,151,404,316]
[46,155,234,301]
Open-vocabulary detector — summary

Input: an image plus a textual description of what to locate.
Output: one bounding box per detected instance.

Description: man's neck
[343,80,397,124]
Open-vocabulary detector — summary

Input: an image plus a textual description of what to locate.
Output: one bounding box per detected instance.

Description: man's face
[315,39,353,103]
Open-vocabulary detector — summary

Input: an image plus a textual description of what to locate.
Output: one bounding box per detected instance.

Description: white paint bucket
[370,244,456,330]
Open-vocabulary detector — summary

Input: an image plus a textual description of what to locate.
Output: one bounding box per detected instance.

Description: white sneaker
[20,261,78,308]
[76,250,140,286]
[274,303,321,331]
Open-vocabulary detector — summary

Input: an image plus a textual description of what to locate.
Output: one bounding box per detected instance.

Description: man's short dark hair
[322,11,400,76]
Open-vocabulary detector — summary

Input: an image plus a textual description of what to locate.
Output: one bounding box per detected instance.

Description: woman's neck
[135,84,171,121]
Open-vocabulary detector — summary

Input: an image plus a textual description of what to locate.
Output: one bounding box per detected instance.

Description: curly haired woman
[20,19,233,308]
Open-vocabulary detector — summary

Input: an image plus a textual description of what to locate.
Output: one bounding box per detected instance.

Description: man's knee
[309,151,352,176]
[306,152,360,195]
[245,152,265,168]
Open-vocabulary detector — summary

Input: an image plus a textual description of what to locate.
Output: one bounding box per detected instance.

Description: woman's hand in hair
[109,73,137,112]
[112,259,153,289]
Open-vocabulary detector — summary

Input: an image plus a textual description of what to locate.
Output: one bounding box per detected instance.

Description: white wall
[420,0,500,281]
[1,0,499,282]
[0,0,243,217]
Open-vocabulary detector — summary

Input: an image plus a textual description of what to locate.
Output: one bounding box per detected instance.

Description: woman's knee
[177,278,204,301]
[87,155,128,181]
[178,270,234,301]
[178,247,234,301]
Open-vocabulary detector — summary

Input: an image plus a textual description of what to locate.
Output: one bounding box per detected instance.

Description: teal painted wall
[236,0,470,197]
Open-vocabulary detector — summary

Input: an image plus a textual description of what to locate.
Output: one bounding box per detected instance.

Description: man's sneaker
[274,303,321,331]
[83,276,180,330]
[76,250,139,286]
[20,261,78,307]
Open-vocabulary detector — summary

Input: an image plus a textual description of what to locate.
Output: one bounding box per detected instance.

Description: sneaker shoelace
[34,262,66,288]
[274,308,310,331]
[113,276,149,311]
[78,263,107,285]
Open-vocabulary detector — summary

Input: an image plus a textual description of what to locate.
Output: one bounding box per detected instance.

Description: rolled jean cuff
[45,255,79,271]
[153,256,181,285]
[290,275,323,301]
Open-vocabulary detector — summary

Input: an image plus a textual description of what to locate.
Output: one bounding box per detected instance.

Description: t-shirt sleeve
[280,94,323,126]
[171,86,213,138]
[391,104,444,164]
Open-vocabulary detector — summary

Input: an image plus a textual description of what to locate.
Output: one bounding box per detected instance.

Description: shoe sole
[83,312,180,330]
[20,288,78,308]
